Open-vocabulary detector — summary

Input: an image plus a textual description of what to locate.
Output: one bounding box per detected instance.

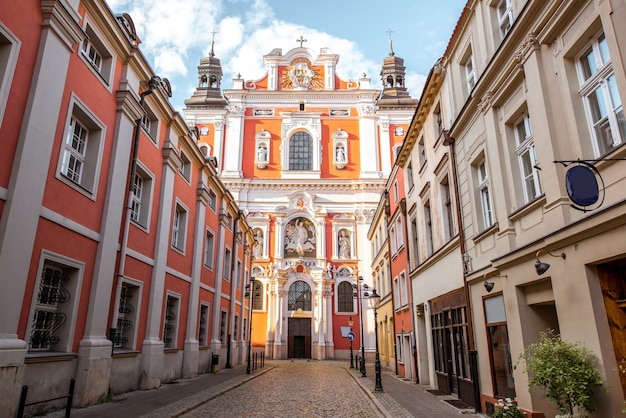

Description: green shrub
[516,330,603,415]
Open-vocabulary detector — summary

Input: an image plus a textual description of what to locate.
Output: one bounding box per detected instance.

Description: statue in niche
[338,229,350,258]
[335,144,346,162]
[284,217,315,258]
[253,229,263,258]
[257,144,268,162]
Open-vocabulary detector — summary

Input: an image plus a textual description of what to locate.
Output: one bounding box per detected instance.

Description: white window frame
[476,159,494,229]
[406,161,414,191]
[513,114,542,203]
[462,47,476,93]
[418,135,427,168]
[399,271,408,308]
[113,278,142,351]
[57,96,105,199]
[0,24,21,128]
[171,201,188,252]
[178,151,192,182]
[576,31,624,156]
[496,0,513,39]
[198,303,210,347]
[163,293,181,348]
[140,105,160,144]
[440,176,455,241]
[26,251,83,353]
[130,163,154,229]
[423,199,434,256]
[223,247,232,281]
[204,228,215,269]
[79,20,115,88]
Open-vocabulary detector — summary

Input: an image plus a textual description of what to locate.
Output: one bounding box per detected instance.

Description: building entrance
[288,318,311,358]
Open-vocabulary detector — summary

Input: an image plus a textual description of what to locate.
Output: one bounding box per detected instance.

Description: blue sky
[106,0,466,112]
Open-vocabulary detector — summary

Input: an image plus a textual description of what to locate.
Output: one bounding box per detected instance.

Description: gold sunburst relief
[281,58,324,90]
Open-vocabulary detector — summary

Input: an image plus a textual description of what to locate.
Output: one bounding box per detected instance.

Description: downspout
[226,209,243,368]
[110,76,161,349]
[444,131,481,411]
[399,198,419,384]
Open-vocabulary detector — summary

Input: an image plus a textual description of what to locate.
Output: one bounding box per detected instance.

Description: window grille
[289,132,313,170]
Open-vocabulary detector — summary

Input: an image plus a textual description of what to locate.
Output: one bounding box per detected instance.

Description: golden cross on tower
[386,28,395,56]
[296,35,307,48]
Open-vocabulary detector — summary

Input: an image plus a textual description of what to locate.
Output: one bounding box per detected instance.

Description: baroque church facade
[184,40,417,360]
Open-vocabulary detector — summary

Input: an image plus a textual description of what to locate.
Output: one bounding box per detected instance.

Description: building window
[418,135,427,168]
[462,47,476,93]
[337,281,354,313]
[163,295,179,348]
[252,281,264,310]
[513,114,541,203]
[395,217,404,250]
[577,31,625,156]
[114,282,140,350]
[236,260,242,289]
[58,99,105,196]
[29,264,76,352]
[407,162,414,190]
[424,200,434,256]
[80,23,114,85]
[172,203,188,252]
[140,106,159,143]
[204,230,215,269]
[289,131,313,170]
[393,277,400,309]
[496,0,513,39]
[0,24,20,128]
[484,295,515,398]
[440,176,455,241]
[198,304,209,346]
[399,271,408,307]
[208,189,217,211]
[223,248,232,281]
[476,159,494,229]
[130,165,153,228]
[288,280,312,311]
[390,225,397,254]
[179,152,191,181]
[434,103,443,138]
[410,216,419,266]
[220,311,227,344]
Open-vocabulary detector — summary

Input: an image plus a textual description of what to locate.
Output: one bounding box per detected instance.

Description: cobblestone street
[180,360,382,418]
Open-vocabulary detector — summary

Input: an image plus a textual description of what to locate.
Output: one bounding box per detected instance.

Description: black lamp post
[369,289,383,392]
[353,276,379,378]
[348,316,354,368]
[245,277,255,374]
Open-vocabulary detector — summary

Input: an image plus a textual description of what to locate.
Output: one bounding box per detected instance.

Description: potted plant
[492,398,526,418]
[516,330,603,417]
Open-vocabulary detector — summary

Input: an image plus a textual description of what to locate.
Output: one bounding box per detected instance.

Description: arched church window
[386,75,394,87]
[396,75,403,87]
[288,280,311,311]
[337,281,354,312]
[289,132,313,170]
[252,281,264,310]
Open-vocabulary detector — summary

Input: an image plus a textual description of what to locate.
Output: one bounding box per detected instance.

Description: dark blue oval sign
[566,165,599,207]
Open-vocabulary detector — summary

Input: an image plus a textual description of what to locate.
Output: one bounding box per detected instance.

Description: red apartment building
[0,1,252,416]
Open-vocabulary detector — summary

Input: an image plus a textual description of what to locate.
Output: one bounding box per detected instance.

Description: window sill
[25,352,77,363]
[164,348,180,354]
[508,194,545,222]
[112,350,140,359]
[471,222,498,244]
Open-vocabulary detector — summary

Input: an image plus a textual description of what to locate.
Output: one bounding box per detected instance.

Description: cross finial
[296,35,307,48]
[387,28,395,56]
[210,29,217,57]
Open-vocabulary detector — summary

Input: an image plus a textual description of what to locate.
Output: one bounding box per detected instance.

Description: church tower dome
[185,31,227,108]
[378,30,417,108]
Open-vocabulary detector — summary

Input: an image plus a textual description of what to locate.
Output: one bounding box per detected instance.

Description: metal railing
[17,378,75,418]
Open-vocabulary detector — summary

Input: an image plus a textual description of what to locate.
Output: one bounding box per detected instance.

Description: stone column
[140,143,180,389]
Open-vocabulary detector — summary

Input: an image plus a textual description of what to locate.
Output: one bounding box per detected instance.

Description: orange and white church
[184,38,417,360]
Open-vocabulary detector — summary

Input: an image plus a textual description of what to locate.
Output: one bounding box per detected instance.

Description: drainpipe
[399,198,419,384]
[444,130,481,412]
[382,191,399,376]
[110,76,162,350]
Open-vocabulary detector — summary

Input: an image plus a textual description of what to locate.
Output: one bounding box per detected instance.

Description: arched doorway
[287,280,312,358]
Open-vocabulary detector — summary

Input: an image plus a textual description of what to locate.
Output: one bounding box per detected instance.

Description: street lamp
[368,289,383,392]
[348,316,354,368]
[353,276,379,378]
[245,277,256,374]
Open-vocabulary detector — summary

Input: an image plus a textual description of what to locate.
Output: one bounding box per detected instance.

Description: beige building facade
[437,0,626,416]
